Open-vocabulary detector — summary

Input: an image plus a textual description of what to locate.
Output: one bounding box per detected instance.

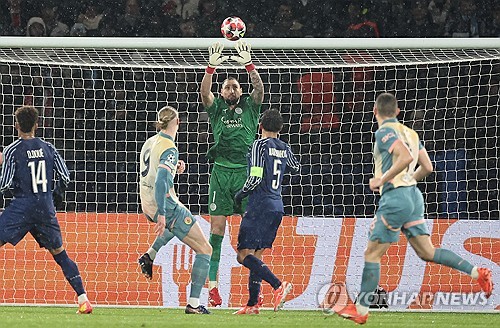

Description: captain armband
[250,166,263,178]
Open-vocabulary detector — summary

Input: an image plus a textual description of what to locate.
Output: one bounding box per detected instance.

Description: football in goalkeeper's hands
[220,16,246,41]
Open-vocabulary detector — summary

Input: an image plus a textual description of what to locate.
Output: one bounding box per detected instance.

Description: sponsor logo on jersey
[221,117,243,129]
[381,132,396,143]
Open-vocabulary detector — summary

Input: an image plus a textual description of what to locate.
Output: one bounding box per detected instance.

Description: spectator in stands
[55,0,81,29]
[161,0,182,36]
[282,0,319,37]
[270,3,304,37]
[173,0,200,19]
[119,0,147,36]
[99,14,119,36]
[142,1,167,37]
[0,1,11,35]
[428,0,452,35]
[445,0,485,37]
[76,2,103,36]
[7,0,23,35]
[310,1,346,37]
[346,1,380,38]
[70,23,87,37]
[179,18,197,37]
[405,1,439,37]
[483,4,500,37]
[40,5,69,37]
[196,0,222,37]
[26,17,46,37]
[383,0,410,37]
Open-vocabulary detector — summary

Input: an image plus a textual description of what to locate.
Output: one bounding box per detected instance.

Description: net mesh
[0,46,498,308]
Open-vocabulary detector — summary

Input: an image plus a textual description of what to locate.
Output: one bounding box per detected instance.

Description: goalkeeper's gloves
[53,180,67,208]
[230,40,255,72]
[206,42,229,74]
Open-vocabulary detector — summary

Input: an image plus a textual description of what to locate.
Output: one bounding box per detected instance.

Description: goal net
[0,38,498,311]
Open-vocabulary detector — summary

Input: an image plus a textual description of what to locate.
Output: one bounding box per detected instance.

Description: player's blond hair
[156,105,178,130]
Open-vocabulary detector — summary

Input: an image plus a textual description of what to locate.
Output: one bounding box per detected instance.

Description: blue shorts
[0,197,62,250]
[237,210,283,250]
[369,186,429,244]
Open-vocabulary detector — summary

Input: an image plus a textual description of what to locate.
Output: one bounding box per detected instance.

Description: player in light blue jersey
[0,106,92,314]
[137,108,186,280]
[335,93,493,324]
[233,109,300,314]
[138,105,212,314]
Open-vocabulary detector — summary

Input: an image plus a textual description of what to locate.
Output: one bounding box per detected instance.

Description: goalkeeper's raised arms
[206,42,229,74]
[230,40,253,66]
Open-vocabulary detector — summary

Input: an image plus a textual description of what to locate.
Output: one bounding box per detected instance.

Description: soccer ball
[220,16,246,41]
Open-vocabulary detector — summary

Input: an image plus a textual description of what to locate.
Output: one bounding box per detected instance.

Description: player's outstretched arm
[230,41,264,105]
[201,42,228,108]
[412,147,433,182]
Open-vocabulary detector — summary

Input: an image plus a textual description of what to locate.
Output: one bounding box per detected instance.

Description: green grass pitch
[0,306,498,328]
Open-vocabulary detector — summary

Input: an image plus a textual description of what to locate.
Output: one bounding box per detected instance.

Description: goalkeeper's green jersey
[205,96,260,168]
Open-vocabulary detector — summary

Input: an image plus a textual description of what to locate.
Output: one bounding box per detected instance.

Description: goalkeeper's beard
[224,96,240,106]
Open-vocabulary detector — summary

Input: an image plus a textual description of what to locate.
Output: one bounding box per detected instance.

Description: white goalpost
[0,37,498,311]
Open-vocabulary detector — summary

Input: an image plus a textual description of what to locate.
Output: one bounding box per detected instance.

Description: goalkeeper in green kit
[200,41,264,307]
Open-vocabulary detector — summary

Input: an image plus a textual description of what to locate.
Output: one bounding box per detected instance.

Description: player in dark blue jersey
[233,109,300,314]
[0,106,92,314]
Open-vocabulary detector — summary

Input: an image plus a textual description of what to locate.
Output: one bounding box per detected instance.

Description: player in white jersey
[137,105,212,314]
[137,110,185,280]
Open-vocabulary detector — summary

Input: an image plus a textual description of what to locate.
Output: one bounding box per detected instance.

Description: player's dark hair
[375,92,398,117]
[156,105,178,130]
[223,76,239,85]
[261,109,283,133]
[15,106,39,133]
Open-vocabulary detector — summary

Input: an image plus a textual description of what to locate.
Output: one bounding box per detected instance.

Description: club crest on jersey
[235,107,242,114]
[184,216,192,225]
[210,203,217,211]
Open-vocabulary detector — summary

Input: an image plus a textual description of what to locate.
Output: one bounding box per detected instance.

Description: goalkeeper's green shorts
[208,164,248,216]
[369,186,429,244]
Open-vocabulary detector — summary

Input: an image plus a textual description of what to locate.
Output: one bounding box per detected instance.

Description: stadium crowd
[1,0,499,38]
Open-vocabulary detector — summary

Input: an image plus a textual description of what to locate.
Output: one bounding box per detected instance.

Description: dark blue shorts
[0,197,62,250]
[237,210,283,250]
